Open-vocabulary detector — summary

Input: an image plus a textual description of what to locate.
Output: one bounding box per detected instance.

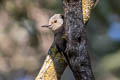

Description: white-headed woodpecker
[41,14,70,67]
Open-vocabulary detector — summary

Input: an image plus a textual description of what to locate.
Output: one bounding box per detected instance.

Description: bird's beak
[41,25,51,28]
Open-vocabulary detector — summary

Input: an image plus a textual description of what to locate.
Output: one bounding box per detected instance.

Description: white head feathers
[48,14,64,31]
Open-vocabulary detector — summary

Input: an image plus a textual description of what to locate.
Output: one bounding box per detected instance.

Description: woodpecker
[41,14,70,65]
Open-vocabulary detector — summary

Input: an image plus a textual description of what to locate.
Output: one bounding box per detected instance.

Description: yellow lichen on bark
[35,43,67,80]
[82,0,96,24]
[35,55,58,80]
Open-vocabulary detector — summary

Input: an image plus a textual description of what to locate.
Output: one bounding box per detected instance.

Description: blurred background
[0,0,120,80]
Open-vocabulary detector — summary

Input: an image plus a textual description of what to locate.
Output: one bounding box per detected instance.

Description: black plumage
[53,25,72,70]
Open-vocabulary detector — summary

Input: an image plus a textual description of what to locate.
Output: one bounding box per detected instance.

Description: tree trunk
[63,0,95,80]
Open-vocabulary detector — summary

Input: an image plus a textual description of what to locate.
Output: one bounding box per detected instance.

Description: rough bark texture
[35,0,97,80]
[63,0,95,80]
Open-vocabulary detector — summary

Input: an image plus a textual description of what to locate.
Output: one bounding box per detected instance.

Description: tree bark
[63,0,95,80]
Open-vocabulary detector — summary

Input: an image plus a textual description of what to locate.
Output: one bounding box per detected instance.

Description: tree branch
[63,0,95,80]
[82,0,96,24]
[35,43,67,80]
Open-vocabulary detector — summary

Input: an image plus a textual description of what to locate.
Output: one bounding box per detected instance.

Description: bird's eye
[54,20,57,23]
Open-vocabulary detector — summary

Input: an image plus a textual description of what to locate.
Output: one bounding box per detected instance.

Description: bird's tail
[62,52,73,70]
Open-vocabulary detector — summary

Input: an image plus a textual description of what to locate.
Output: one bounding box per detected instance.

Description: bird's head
[41,14,64,31]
